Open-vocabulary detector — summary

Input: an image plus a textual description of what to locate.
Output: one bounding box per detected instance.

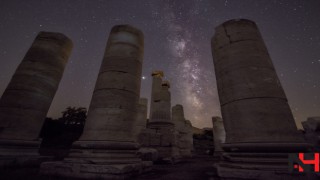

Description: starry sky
[0,0,319,129]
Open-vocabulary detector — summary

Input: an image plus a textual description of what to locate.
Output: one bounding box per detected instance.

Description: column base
[213,142,318,179]
[215,152,318,179]
[0,139,53,168]
[222,142,313,152]
[156,146,180,164]
[40,140,152,179]
[139,124,181,163]
[41,161,152,179]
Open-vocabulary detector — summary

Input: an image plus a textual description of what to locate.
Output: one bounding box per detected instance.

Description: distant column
[185,120,193,156]
[211,19,306,151]
[0,32,73,140]
[149,72,171,124]
[172,105,192,157]
[212,116,225,153]
[172,104,185,123]
[146,72,178,162]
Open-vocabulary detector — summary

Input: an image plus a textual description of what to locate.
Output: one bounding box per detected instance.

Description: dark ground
[0,155,218,180]
[136,155,217,180]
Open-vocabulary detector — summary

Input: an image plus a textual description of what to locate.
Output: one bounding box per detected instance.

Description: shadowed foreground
[0,155,218,180]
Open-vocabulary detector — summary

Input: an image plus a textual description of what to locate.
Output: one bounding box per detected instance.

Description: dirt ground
[0,155,218,180]
[136,155,217,180]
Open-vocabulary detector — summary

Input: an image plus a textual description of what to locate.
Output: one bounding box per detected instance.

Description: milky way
[158,2,219,127]
[0,0,319,128]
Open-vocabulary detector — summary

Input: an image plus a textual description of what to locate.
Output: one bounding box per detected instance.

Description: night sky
[0,0,319,129]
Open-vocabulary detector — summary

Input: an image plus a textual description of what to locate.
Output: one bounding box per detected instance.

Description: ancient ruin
[172,104,193,157]
[40,25,151,179]
[211,116,225,155]
[211,19,311,179]
[0,18,317,180]
[138,71,180,162]
[0,31,73,167]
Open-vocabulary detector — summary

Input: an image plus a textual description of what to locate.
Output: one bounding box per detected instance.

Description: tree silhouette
[62,106,86,125]
[39,106,87,159]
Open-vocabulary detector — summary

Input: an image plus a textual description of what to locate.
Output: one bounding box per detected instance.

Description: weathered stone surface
[0,140,53,168]
[172,105,186,133]
[140,71,177,162]
[0,32,72,168]
[41,161,144,179]
[0,31,72,140]
[139,129,161,146]
[149,72,172,124]
[172,105,193,157]
[211,19,311,179]
[133,98,148,141]
[212,116,225,153]
[137,148,158,162]
[211,19,305,146]
[137,127,179,162]
[80,25,144,142]
[41,25,151,178]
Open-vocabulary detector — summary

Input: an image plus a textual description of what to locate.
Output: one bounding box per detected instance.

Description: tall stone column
[41,25,151,179]
[149,72,171,124]
[149,71,163,123]
[0,32,72,166]
[211,19,307,152]
[211,116,225,154]
[145,72,178,162]
[211,19,311,179]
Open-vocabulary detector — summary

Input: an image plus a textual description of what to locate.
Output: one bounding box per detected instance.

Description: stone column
[0,32,72,166]
[146,72,178,162]
[41,25,151,179]
[149,71,163,123]
[172,105,189,157]
[149,72,171,124]
[211,19,307,152]
[159,81,171,121]
[79,25,143,142]
[133,98,148,141]
[172,104,185,123]
[212,116,225,153]
[172,105,193,157]
[211,19,312,179]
